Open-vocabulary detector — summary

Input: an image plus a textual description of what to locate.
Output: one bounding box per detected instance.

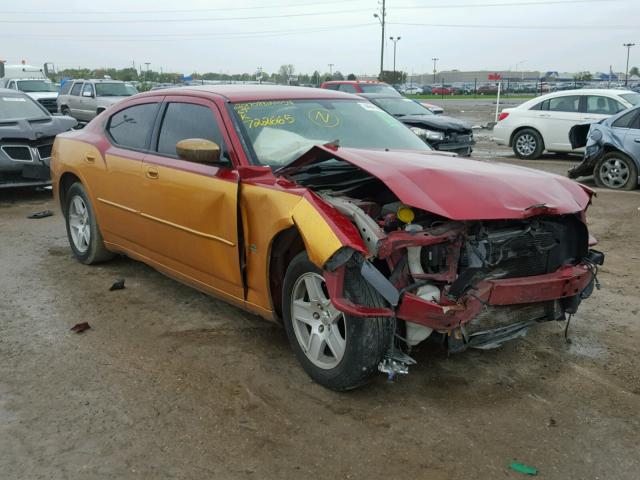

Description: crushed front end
[284,145,604,378]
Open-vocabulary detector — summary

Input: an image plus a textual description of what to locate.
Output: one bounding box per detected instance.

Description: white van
[0,63,58,113]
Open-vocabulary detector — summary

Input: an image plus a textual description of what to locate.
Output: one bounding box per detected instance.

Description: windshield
[233,99,429,167]
[372,97,433,116]
[620,93,640,106]
[16,80,57,93]
[0,95,49,120]
[359,83,400,95]
[95,83,137,97]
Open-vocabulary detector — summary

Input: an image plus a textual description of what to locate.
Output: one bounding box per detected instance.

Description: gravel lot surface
[1,102,639,479]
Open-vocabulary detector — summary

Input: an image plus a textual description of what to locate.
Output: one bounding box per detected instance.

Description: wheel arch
[58,171,82,214]
[267,225,306,321]
[509,125,544,149]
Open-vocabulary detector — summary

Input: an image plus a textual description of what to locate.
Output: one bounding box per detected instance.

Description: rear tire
[282,252,392,391]
[512,128,544,159]
[594,152,638,190]
[64,182,114,264]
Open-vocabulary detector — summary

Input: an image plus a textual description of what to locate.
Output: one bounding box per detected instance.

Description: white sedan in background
[493,89,640,159]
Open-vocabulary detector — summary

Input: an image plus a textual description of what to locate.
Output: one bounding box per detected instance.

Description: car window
[612,109,639,128]
[156,102,227,159]
[547,96,580,113]
[82,83,93,96]
[7,80,16,89]
[619,93,640,106]
[586,96,625,115]
[359,83,400,95]
[60,81,74,95]
[0,94,49,120]
[96,83,135,97]
[107,103,159,150]
[323,83,339,90]
[338,84,358,93]
[70,82,83,96]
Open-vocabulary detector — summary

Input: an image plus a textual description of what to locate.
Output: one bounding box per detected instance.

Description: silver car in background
[56,79,137,122]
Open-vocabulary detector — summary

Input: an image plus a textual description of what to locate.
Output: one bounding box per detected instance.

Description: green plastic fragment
[509,462,538,476]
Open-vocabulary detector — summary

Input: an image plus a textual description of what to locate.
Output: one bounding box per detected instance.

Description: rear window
[619,93,640,106]
[107,103,159,150]
[359,84,400,95]
[60,81,74,95]
[548,96,580,113]
[612,109,639,128]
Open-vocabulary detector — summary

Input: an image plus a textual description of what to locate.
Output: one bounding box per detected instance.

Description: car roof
[540,88,636,98]
[72,79,126,84]
[357,93,403,99]
[322,80,387,85]
[136,84,359,102]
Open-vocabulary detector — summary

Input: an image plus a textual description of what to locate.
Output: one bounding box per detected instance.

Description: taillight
[498,112,510,122]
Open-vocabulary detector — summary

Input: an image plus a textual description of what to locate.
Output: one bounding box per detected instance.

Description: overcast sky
[0,0,637,76]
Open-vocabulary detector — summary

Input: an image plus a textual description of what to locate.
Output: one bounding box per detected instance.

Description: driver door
[138,97,243,301]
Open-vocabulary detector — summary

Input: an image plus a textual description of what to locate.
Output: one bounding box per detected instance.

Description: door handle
[146,167,159,179]
[84,153,95,163]
[634,138,640,143]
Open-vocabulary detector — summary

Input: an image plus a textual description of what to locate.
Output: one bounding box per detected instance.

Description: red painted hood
[282,146,592,220]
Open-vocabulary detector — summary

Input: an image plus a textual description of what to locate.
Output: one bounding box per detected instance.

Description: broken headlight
[410,127,445,141]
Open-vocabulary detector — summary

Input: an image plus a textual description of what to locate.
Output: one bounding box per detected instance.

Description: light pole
[373,0,386,78]
[144,62,150,83]
[432,57,439,84]
[389,36,401,81]
[623,43,635,86]
[328,63,334,79]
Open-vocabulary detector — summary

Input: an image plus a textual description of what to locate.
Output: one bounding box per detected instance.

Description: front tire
[282,252,392,391]
[594,152,638,190]
[512,128,544,159]
[64,182,114,264]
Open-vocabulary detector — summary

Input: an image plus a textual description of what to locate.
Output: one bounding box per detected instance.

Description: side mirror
[176,138,222,164]
[82,90,93,98]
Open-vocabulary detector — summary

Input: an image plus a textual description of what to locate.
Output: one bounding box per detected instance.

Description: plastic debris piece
[109,279,125,291]
[509,462,538,476]
[70,322,91,334]
[27,210,54,219]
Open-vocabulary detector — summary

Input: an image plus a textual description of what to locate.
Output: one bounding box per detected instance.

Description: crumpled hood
[398,114,470,131]
[0,116,77,141]
[283,146,591,220]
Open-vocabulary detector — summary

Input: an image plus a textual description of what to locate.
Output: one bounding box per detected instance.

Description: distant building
[425,70,542,84]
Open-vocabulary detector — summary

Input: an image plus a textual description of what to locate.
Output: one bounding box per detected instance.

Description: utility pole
[432,57,439,84]
[144,62,151,83]
[389,36,401,81]
[328,63,334,78]
[623,43,635,86]
[374,0,386,78]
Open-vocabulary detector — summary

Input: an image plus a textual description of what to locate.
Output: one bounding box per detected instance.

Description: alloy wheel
[515,133,537,156]
[290,272,346,369]
[68,195,91,253]
[599,157,630,189]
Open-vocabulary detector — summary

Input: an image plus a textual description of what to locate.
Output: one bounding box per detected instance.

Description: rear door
[78,83,96,121]
[67,82,84,117]
[139,96,243,300]
[91,99,162,248]
[537,95,582,151]
[622,111,640,162]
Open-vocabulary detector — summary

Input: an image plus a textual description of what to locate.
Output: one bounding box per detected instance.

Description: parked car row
[50,84,604,390]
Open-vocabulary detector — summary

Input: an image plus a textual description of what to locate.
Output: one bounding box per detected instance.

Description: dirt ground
[1,102,639,479]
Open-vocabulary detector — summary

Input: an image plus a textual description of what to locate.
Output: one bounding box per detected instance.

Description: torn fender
[291,190,367,267]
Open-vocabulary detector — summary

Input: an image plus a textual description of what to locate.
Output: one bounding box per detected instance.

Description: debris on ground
[70,322,91,334]
[548,417,557,427]
[27,210,54,219]
[109,279,125,291]
[509,462,538,476]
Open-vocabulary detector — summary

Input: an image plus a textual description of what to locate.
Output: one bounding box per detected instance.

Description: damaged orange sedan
[51,86,604,390]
